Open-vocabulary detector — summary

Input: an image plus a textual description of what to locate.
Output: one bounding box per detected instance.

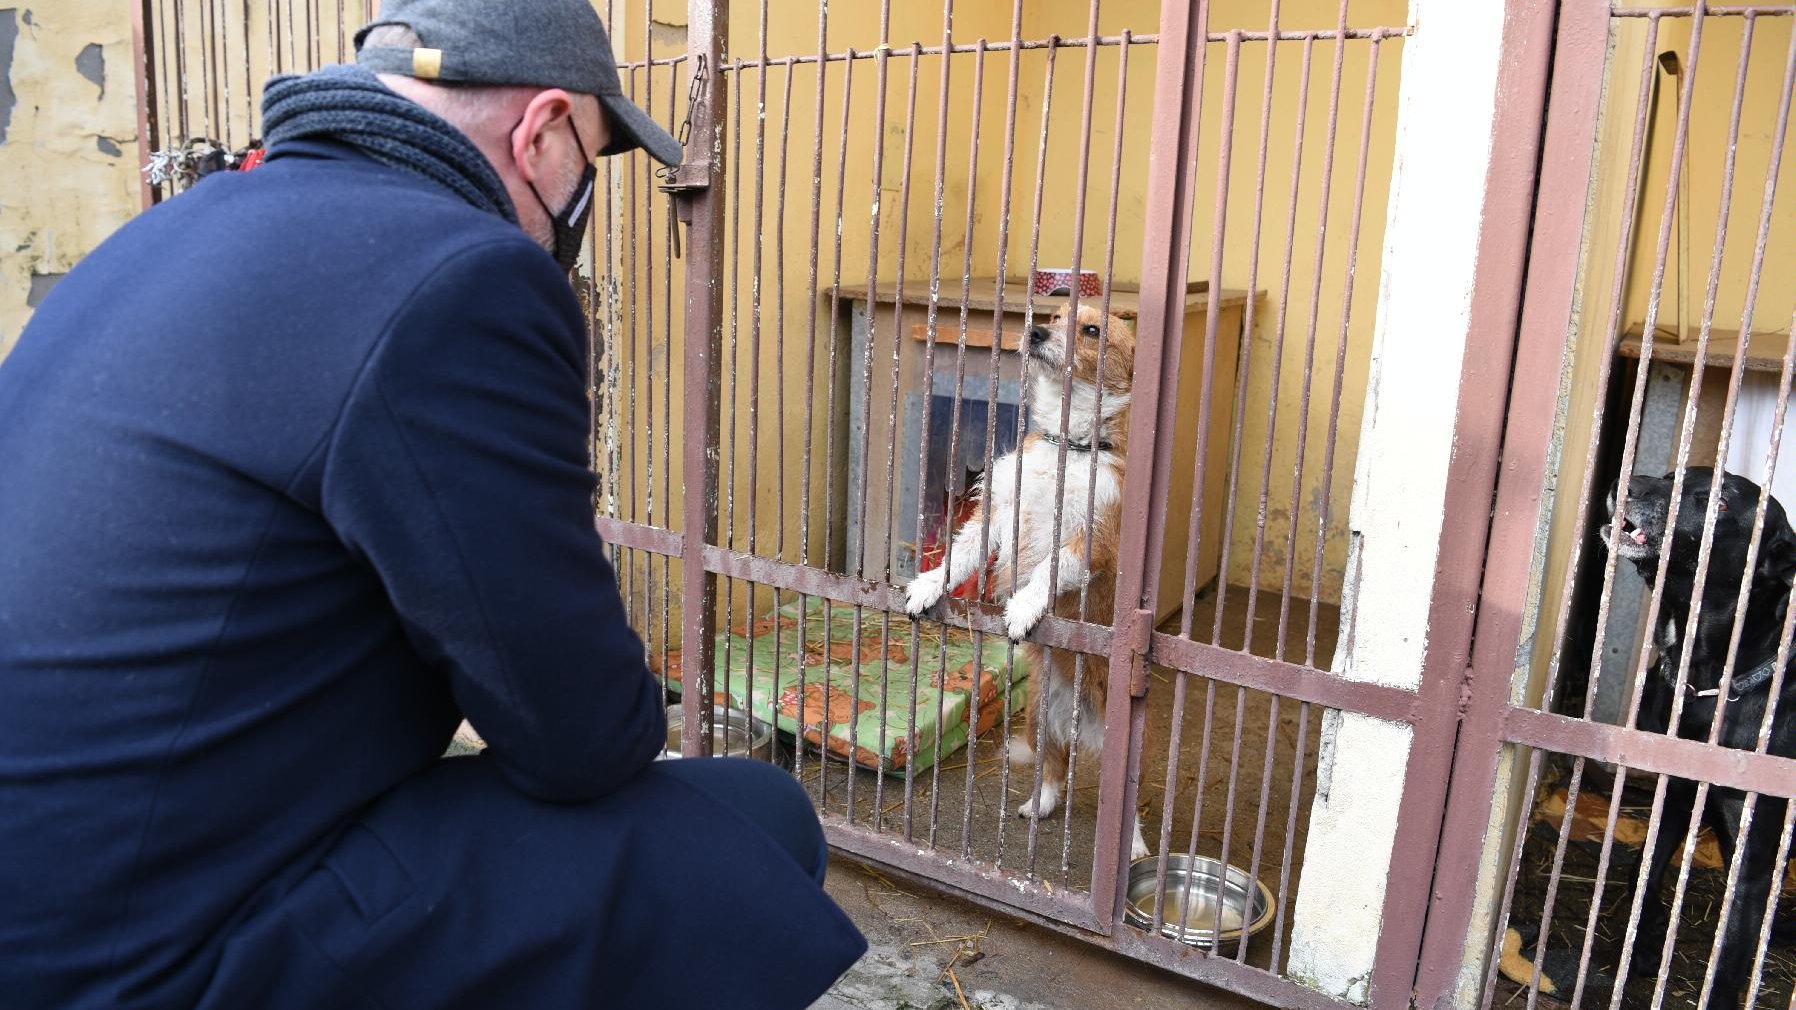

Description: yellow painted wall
[994,0,1407,609]
[77,0,1411,647]
[599,0,1410,645]
[1620,15,1796,350]
[0,4,144,356]
[1183,15,1403,608]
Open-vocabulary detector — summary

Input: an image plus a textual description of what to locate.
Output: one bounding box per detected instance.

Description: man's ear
[510,89,576,185]
[1756,499,1796,589]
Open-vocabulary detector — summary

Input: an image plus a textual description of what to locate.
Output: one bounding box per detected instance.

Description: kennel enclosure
[129,1,1796,1007]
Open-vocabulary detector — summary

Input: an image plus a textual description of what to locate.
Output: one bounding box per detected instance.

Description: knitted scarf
[261,64,516,224]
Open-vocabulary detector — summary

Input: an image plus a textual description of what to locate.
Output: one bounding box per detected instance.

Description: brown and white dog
[904,302,1147,861]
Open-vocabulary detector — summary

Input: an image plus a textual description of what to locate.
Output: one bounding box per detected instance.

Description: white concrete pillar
[1285,0,1515,1001]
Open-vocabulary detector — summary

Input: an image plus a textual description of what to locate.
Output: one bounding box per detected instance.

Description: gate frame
[1406,0,1615,1005]
[1121,0,1567,1006]
[1411,1,1796,1005]
[674,0,728,760]
[1362,0,1588,1005]
[130,0,161,212]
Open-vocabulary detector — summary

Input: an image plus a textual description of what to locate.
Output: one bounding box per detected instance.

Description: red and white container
[1030,268,1102,298]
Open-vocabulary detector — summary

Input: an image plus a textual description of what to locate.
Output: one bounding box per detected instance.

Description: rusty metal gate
[127,0,1796,1007]
[1414,2,1796,1009]
[585,5,1452,1009]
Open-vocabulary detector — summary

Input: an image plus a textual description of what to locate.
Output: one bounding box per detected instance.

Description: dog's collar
[1688,655,1782,701]
[1039,431,1115,453]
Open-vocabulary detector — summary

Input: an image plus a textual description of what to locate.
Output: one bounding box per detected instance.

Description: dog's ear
[1757,498,1796,589]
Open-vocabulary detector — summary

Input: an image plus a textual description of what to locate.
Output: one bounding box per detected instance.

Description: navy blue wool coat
[0,138,864,1009]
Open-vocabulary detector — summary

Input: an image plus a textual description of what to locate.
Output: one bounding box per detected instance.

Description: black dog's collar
[1039,431,1116,453]
[1688,655,1782,701]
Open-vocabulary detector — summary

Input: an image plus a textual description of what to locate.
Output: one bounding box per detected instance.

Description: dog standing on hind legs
[905,302,1149,862]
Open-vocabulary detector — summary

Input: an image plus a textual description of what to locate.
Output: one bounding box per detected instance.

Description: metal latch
[656,54,710,259]
[1125,607,1154,697]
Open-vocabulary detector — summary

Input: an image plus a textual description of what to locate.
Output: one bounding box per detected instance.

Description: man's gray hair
[362,24,528,137]
[361,23,425,48]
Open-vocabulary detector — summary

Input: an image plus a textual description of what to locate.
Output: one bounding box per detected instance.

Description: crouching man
[0,1,865,1006]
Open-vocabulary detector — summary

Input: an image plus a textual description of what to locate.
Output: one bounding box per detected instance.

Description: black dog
[1601,467,1796,1003]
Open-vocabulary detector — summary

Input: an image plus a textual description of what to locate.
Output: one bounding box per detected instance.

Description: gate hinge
[1125,607,1155,697]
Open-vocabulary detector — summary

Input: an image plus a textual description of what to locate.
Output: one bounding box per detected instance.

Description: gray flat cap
[355,0,682,166]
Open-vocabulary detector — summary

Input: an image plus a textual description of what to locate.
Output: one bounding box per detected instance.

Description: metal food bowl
[658,703,777,763]
[1123,854,1275,954]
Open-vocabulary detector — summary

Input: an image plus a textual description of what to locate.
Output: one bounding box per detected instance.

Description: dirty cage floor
[1493,759,1796,1009]
[757,583,1336,977]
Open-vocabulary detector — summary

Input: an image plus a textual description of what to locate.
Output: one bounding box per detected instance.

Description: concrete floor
[811,855,1264,1010]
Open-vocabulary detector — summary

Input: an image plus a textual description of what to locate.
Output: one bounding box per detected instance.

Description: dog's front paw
[1017,782,1061,819]
[1004,587,1050,641]
[905,568,948,617]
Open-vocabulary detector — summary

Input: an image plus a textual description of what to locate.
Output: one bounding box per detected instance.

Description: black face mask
[524,118,597,275]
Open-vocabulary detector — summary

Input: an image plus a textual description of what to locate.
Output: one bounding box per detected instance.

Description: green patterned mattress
[661,596,1029,773]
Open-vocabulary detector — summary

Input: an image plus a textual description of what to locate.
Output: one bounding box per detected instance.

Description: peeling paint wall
[0,5,141,358]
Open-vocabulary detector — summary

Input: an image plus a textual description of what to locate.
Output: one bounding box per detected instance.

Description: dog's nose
[1028,325,1049,345]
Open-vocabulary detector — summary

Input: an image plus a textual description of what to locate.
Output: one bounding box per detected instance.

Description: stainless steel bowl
[1123,854,1275,953]
[658,703,777,762]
